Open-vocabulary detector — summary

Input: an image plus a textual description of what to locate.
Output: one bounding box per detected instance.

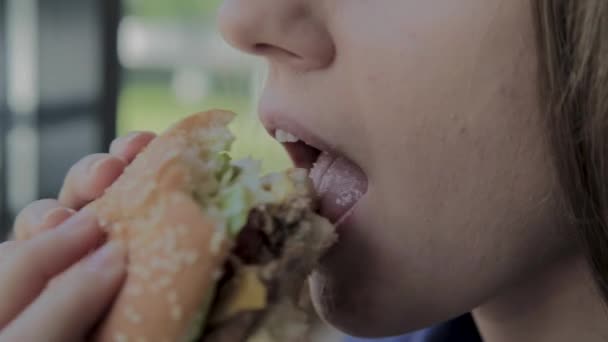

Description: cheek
[315,0,573,336]
[347,0,564,279]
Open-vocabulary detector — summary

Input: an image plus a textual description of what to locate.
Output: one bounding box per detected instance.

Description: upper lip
[259,111,339,157]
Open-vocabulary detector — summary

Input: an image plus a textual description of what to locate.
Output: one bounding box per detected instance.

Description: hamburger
[91,110,336,342]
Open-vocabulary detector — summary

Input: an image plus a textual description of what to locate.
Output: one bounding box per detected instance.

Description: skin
[11,1,608,340]
[4,132,154,341]
[216,0,608,340]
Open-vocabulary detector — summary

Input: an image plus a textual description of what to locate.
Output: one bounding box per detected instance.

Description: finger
[0,241,126,342]
[58,154,127,209]
[0,210,105,327]
[0,241,19,264]
[13,199,76,241]
[109,131,156,163]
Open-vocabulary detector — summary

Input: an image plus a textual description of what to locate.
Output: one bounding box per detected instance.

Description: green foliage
[117,81,291,173]
[124,0,223,19]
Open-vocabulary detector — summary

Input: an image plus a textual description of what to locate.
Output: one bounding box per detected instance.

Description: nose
[218,0,335,71]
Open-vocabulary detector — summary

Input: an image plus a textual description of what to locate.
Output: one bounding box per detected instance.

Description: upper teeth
[275,129,300,143]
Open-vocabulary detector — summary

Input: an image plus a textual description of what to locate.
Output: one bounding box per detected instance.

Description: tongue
[309,152,368,224]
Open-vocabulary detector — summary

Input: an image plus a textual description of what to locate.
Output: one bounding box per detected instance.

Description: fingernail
[86,241,126,274]
[110,132,139,152]
[124,131,143,144]
[90,157,114,175]
[41,207,76,228]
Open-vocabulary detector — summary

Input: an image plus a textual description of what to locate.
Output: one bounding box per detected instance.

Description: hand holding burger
[90,110,336,342]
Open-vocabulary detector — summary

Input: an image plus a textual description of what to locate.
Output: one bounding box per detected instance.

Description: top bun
[93,110,238,342]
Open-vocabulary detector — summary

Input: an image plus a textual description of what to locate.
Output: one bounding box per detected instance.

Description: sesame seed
[171,305,183,321]
[164,149,180,162]
[182,250,199,265]
[114,333,128,342]
[158,276,172,288]
[98,217,108,227]
[124,306,142,324]
[164,231,177,253]
[130,266,151,280]
[151,257,178,273]
[125,284,143,296]
[113,222,124,234]
[209,230,225,255]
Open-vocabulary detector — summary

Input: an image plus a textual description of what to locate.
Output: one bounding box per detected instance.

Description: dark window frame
[0,0,8,231]
[0,0,120,238]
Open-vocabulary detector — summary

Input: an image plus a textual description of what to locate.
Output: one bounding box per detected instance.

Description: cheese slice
[210,266,268,323]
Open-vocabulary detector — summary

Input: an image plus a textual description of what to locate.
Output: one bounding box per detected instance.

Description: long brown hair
[534,0,608,300]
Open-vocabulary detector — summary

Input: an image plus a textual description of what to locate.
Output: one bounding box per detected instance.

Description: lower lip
[309,152,368,226]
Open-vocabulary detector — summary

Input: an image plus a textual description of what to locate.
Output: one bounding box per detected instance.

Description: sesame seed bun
[92,110,236,342]
[90,110,336,342]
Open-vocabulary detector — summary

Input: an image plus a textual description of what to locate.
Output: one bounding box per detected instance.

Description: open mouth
[273,129,368,226]
[276,130,322,171]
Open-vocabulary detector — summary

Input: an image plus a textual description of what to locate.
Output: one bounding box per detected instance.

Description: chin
[309,269,385,337]
[309,267,469,338]
[308,268,438,338]
[306,231,432,337]
[307,210,470,338]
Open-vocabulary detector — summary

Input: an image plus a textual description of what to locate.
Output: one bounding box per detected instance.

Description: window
[0,0,120,237]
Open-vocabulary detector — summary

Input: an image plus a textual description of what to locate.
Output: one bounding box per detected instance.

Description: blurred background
[0,0,291,234]
[0,1,342,340]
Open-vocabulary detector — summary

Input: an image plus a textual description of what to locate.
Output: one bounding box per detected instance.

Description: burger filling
[182,132,335,342]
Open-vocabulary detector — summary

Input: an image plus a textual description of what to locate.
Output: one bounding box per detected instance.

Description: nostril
[253,43,301,60]
[253,43,272,53]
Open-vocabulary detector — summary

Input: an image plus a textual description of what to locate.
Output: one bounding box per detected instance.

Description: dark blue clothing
[344,314,481,342]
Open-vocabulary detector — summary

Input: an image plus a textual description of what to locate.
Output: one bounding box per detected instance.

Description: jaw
[473,254,604,342]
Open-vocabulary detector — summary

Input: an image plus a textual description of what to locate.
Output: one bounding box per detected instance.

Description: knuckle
[110,133,128,148]
[70,154,108,176]
[13,200,59,238]
[78,154,110,172]
[17,199,51,217]
[110,131,155,156]
[60,154,107,197]
[15,199,63,230]
[14,206,33,227]
[0,241,19,256]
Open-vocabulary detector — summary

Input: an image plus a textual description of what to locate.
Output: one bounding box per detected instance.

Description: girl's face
[219,0,572,337]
